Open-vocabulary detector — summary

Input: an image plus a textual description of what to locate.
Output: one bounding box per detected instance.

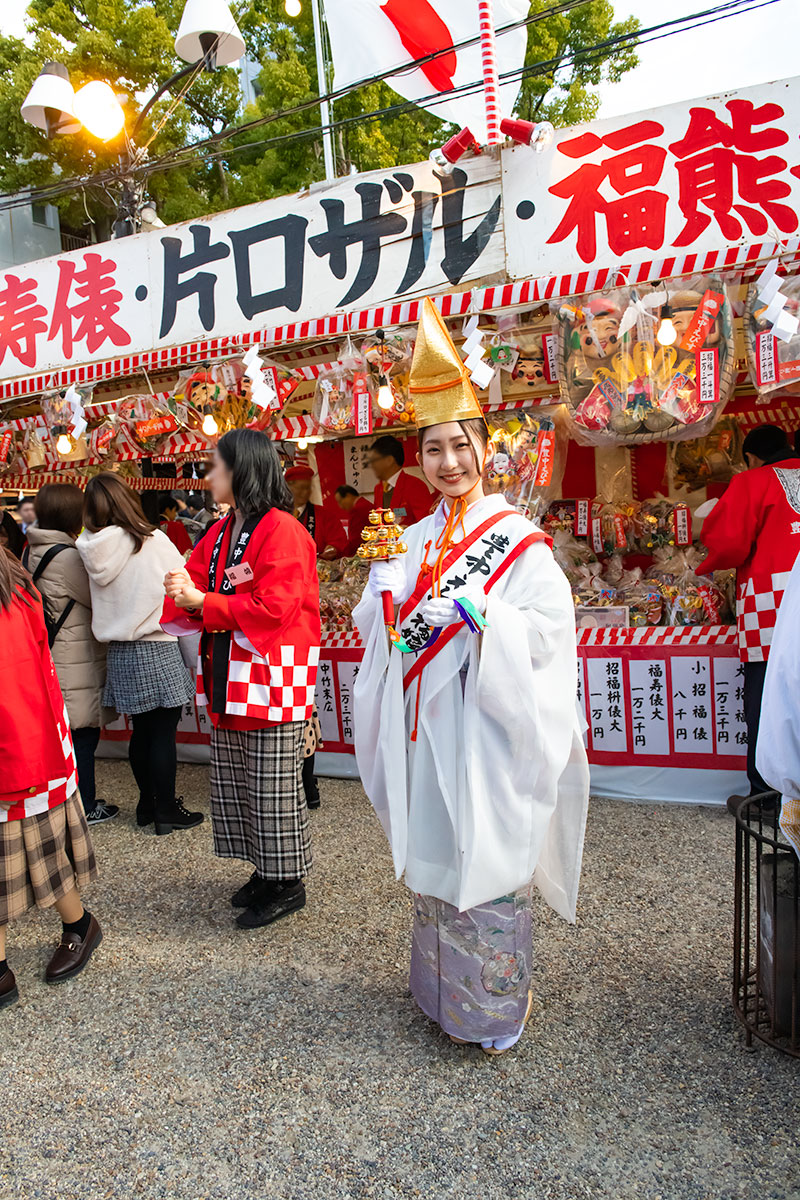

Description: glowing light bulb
[73,81,125,142]
[297,437,309,450]
[377,378,394,411]
[202,411,219,436]
[285,0,301,15]
[55,432,72,454]
[656,315,678,347]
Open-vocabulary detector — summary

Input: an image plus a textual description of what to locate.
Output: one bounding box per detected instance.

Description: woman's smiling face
[417,422,487,500]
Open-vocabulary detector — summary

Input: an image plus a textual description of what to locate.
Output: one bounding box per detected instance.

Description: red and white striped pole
[478,0,500,145]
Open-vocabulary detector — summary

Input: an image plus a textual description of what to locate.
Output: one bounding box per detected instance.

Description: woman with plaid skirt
[162,430,321,929]
[0,549,102,1010]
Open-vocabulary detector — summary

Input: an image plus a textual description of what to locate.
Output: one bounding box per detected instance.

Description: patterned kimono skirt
[409,884,533,1043]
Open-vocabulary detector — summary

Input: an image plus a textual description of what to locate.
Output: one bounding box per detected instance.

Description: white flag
[326,0,530,146]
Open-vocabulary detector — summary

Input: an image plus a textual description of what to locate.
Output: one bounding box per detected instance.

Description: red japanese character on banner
[0,273,47,368]
[669,99,798,246]
[547,119,668,264]
[48,252,132,357]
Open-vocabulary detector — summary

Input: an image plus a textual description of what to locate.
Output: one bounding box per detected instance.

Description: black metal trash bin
[732,793,800,1057]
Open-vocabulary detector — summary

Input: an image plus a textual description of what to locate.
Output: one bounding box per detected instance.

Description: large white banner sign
[503,76,800,282]
[0,156,503,382]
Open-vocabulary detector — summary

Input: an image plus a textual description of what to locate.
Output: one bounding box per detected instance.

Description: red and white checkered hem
[0,770,78,823]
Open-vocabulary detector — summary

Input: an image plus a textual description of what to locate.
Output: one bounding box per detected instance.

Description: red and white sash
[397,511,548,692]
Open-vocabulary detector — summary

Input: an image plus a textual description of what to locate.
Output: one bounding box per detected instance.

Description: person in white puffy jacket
[77,475,203,836]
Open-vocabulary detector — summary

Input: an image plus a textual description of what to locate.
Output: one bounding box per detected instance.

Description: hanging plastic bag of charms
[744,268,800,397]
[483,407,566,521]
[361,329,416,424]
[553,275,735,445]
[313,332,371,434]
[118,393,183,455]
[40,385,92,460]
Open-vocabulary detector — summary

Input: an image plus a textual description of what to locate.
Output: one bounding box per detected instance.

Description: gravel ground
[2,761,798,1200]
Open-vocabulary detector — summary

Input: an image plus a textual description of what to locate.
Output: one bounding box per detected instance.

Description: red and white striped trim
[478,0,500,145]
[577,625,738,647]
[0,474,211,492]
[736,402,800,430]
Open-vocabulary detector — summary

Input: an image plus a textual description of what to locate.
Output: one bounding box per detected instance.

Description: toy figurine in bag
[314,367,355,433]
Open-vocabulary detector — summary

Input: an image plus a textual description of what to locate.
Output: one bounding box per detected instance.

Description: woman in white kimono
[353,299,590,1055]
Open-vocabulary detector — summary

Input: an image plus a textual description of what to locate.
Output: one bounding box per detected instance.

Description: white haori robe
[757,551,800,855]
[353,493,590,919]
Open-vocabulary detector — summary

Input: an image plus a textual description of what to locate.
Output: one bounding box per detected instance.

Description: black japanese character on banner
[435,168,502,285]
[228,215,308,320]
[160,226,230,338]
[386,172,440,294]
[309,182,407,306]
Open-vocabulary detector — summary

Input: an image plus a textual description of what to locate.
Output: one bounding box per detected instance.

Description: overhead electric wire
[127,0,781,185]
[0,0,780,214]
[0,0,593,213]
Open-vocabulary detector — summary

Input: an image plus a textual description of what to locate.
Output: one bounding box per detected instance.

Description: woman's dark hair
[0,546,37,611]
[34,483,85,536]
[0,510,25,558]
[83,474,155,553]
[335,485,359,499]
[418,418,490,474]
[217,429,293,519]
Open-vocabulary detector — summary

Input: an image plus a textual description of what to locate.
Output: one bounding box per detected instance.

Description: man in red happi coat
[368,434,433,527]
[699,425,800,794]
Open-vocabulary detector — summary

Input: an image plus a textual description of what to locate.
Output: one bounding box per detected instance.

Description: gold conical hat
[409,297,483,429]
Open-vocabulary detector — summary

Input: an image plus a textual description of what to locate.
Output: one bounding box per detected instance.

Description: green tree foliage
[0,0,639,234]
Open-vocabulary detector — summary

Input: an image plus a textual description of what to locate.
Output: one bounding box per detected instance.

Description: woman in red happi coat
[162,430,321,930]
[0,549,102,1008]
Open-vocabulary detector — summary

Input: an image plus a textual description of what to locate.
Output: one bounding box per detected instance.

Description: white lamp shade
[174,0,246,66]
[21,62,81,135]
[73,81,126,142]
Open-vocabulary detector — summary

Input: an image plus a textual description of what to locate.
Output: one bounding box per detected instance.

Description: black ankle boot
[154,795,204,836]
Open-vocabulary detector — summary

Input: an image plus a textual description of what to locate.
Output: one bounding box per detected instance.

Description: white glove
[421,589,487,628]
[368,557,407,601]
[420,598,459,627]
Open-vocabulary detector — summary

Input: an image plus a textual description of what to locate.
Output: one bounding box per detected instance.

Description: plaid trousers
[209,721,311,881]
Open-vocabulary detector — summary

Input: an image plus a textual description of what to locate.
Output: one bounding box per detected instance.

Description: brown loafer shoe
[0,967,18,1009]
[45,915,103,984]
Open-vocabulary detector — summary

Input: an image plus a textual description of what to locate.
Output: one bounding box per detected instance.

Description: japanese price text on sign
[503,77,800,281]
[579,644,746,768]
[0,157,503,382]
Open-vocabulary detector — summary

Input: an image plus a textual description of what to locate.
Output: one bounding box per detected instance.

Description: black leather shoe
[0,967,18,1009]
[230,873,280,909]
[236,882,306,929]
[154,796,204,836]
[45,916,103,984]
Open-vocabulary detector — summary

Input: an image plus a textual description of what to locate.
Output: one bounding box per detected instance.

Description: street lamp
[20,0,245,233]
